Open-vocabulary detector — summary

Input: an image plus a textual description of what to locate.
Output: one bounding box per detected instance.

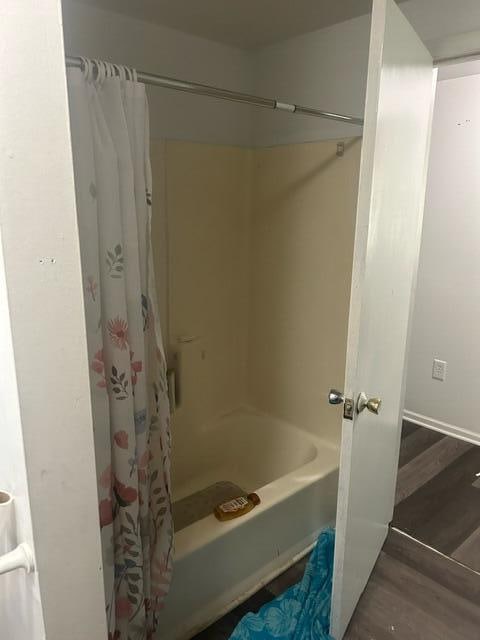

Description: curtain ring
[80,56,92,82]
[93,59,106,86]
[114,63,126,82]
[131,67,138,83]
[79,56,87,80]
[106,62,115,79]
[92,59,100,84]
[99,60,107,85]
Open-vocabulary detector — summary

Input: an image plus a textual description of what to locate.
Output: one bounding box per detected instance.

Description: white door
[330,1,436,637]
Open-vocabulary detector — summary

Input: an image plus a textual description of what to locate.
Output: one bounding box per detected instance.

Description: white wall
[405,73,480,444]
[401,0,480,51]
[253,15,370,146]
[61,0,255,146]
[0,234,45,640]
[0,1,108,637]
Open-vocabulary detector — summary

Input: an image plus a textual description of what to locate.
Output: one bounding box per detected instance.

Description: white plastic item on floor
[0,492,35,575]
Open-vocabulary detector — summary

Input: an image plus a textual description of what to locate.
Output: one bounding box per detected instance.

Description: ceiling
[71,0,480,52]
[71,0,381,49]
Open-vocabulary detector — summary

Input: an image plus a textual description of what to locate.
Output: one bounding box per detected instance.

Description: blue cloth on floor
[229,529,334,640]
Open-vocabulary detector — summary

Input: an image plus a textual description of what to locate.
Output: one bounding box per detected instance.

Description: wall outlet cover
[432,358,447,381]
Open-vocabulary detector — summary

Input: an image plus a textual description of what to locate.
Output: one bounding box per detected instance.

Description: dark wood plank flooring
[393,421,480,568]
[344,528,480,639]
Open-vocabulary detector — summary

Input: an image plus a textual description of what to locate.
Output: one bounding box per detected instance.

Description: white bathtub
[157,408,339,640]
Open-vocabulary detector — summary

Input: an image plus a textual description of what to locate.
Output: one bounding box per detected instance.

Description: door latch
[328,389,354,420]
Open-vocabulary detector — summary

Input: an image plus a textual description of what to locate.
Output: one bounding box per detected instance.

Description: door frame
[0,2,107,638]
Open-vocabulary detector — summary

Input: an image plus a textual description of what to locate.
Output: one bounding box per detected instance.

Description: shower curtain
[67,60,172,639]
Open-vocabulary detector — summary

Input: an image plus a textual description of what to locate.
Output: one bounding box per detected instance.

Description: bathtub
[157,407,339,640]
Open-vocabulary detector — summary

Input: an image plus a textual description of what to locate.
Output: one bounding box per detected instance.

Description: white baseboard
[403,410,480,447]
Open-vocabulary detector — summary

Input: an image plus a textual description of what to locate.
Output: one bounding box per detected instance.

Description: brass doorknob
[357,392,381,415]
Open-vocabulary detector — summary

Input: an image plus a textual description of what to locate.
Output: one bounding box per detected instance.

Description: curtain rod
[66,55,364,127]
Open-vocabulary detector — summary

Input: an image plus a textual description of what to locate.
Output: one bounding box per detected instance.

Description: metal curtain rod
[66,55,364,127]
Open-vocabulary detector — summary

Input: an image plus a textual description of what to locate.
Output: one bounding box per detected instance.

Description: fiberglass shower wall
[159,140,253,500]
[160,136,361,456]
[248,139,361,443]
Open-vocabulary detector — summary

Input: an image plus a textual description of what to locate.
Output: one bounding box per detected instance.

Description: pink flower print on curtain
[108,316,129,350]
[92,349,107,388]
[67,61,172,640]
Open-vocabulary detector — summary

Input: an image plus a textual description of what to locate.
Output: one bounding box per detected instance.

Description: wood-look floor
[393,421,480,571]
[344,528,480,639]
[194,422,480,640]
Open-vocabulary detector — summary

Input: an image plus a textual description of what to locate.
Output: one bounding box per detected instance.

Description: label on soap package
[220,496,248,513]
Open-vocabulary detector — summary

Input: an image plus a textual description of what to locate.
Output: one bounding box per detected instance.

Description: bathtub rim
[172,406,339,561]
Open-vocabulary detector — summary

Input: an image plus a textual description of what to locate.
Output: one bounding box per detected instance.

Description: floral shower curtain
[67,60,173,639]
